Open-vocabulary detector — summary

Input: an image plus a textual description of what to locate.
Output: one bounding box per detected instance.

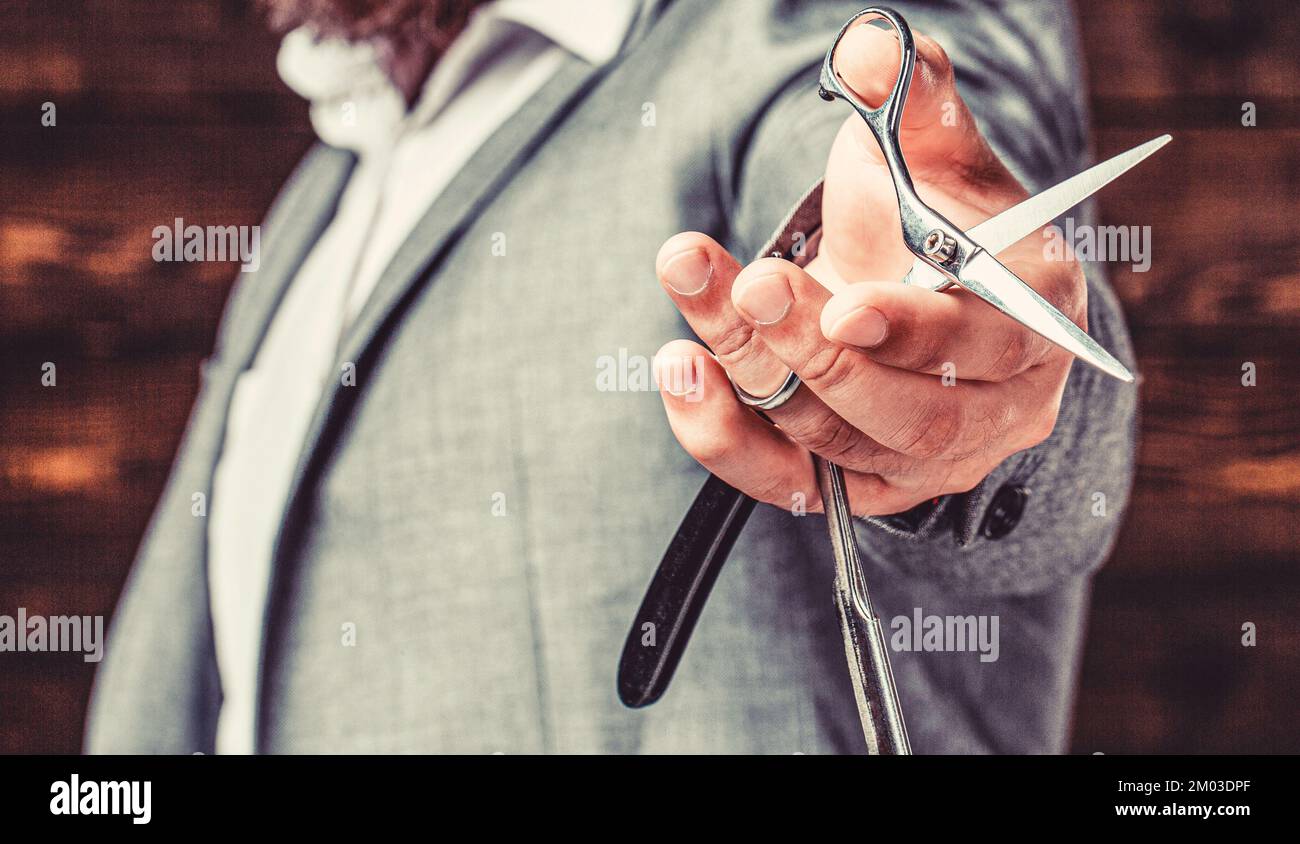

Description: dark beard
[260,0,487,45]
[261,0,492,102]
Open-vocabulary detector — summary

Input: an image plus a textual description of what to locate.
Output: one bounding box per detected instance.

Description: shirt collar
[277,0,640,154]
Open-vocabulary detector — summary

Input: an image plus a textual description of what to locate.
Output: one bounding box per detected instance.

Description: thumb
[831,21,1004,181]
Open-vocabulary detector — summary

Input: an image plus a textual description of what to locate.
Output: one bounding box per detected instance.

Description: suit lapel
[253,53,616,748]
[223,145,356,371]
[222,145,357,375]
[329,0,672,367]
[339,55,602,368]
[191,145,354,747]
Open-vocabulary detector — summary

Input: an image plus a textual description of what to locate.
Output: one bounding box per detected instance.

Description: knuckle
[891,398,961,460]
[679,424,734,466]
[872,447,917,480]
[711,320,761,366]
[907,330,950,375]
[783,406,906,475]
[798,344,858,394]
[798,412,867,466]
[747,473,801,511]
[985,329,1037,380]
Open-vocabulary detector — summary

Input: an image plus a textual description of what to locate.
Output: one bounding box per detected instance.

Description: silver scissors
[619,5,1169,756]
[818,6,1167,382]
[808,6,1168,754]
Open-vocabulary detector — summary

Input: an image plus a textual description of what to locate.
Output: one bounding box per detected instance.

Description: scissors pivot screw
[922,229,957,264]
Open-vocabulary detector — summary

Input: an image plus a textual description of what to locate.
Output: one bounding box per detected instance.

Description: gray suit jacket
[86,0,1136,754]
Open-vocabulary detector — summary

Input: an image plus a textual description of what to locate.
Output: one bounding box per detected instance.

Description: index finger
[819,273,1077,382]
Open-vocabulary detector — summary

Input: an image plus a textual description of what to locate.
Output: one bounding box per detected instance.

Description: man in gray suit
[87,0,1136,753]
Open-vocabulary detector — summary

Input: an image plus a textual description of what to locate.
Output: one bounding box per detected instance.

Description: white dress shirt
[208,0,639,754]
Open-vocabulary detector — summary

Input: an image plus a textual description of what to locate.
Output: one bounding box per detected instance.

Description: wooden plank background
[0,0,1295,754]
[1070,0,1299,753]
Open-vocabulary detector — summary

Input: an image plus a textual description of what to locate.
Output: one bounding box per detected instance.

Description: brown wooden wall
[1069,0,1299,753]
[0,0,1295,754]
[0,0,314,753]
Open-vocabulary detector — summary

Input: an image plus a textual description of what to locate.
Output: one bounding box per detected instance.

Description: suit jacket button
[980,484,1029,540]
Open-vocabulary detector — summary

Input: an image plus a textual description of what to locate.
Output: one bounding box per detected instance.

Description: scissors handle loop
[819,7,973,274]
[819,8,918,196]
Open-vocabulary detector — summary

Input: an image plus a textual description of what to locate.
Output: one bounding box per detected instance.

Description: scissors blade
[907,134,1171,289]
[969,134,1170,254]
[955,249,1134,382]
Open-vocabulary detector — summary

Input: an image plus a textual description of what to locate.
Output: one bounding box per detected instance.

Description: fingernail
[654,354,699,398]
[826,306,889,348]
[661,248,713,296]
[734,272,793,325]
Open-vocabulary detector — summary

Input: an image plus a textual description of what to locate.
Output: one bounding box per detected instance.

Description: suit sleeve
[727,0,1138,597]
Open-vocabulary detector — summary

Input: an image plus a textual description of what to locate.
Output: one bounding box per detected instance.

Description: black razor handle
[616,473,757,707]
